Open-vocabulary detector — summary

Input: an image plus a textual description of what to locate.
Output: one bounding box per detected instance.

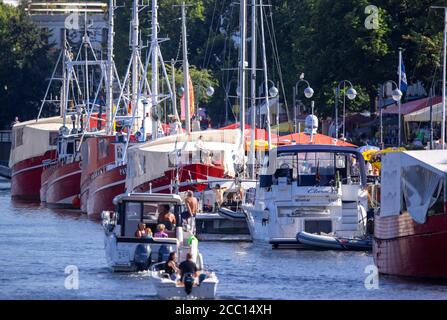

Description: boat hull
[44,161,81,208]
[132,163,228,194]
[86,164,126,219]
[10,150,55,201]
[374,211,447,278]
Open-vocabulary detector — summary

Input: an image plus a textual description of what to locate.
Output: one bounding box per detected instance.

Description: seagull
[299,73,305,80]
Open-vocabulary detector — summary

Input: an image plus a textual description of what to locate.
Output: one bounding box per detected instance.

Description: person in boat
[154,224,168,238]
[179,252,198,281]
[157,204,176,231]
[164,252,179,280]
[135,223,146,238]
[212,184,227,209]
[182,190,198,225]
[143,227,153,239]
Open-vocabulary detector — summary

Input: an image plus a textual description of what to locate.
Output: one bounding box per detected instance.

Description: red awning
[219,122,279,141]
[382,96,442,115]
[278,132,356,147]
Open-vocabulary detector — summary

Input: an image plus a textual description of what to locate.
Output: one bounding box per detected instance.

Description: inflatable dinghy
[217,207,246,221]
[296,231,372,251]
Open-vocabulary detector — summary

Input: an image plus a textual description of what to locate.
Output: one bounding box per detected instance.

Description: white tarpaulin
[9,116,64,167]
[381,150,447,223]
[126,129,243,191]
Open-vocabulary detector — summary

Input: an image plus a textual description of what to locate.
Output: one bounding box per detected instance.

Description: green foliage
[0,3,53,129]
[3,0,447,128]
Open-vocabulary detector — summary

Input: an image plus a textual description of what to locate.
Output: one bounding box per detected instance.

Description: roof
[219,123,279,141]
[113,193,183,205]
[275,144,360,155]
[278,132,356,147]
[383,96,442,115]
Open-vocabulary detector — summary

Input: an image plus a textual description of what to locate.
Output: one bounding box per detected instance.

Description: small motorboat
[150,262,219,299]
[102,193,203,272]
[296,231,372,251]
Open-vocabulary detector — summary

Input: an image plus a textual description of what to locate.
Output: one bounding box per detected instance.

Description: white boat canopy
[9,116,65,168]
[125,129,243,192]
[381,150,447,223]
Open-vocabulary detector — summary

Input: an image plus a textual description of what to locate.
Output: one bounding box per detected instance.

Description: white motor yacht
[243,144,369,248]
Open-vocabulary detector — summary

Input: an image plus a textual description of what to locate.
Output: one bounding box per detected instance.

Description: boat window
[49,131,58,146]
[297,152,335,187]
[123,202,142,237]
[81,143,88,169]
[346,154,361,185]
[14,128,23,147]
[98,138,110,160]
[274,153,297,182]
[66,141,74,155]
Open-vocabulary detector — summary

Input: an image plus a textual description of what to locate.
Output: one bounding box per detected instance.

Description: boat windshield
[274,151,361,187]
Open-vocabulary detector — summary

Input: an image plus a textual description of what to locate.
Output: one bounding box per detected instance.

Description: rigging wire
[201,0,219,69]
[264,0,290,129]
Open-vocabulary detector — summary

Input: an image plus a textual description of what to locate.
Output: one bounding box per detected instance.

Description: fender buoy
[72,195,81,208]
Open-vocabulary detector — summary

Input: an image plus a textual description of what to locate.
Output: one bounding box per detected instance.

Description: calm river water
[1,178,446,300]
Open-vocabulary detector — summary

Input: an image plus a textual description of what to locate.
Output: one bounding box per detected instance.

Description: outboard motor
[134,244,151,271]
[158,245,172,263]
[184,273,194,295]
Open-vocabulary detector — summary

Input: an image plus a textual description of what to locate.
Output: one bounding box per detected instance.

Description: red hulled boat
[80,135,128,218]
[9,117,63,201]
[374,150,447,278]
[126,129,243,195]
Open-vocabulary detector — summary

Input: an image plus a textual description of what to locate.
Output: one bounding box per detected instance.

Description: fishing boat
[102,192,205,272]
[41,9,113,209]
[9,117,61,200]
[80,0,172,218]
[374,150,447,278]
[243,124,370,248]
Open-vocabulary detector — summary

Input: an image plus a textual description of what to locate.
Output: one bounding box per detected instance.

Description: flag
[180,74,195,121]
[398,60,408,93]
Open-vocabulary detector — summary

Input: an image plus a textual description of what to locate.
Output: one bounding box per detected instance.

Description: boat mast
[131,0,139,131]
[83,11,90,127]
[249,0,257,179]
[239,0,247,137]
[61,29,67,121]
[106,0,115,134]
[259,0,271,148]
[151,0,160,140]
[181,2,191,134]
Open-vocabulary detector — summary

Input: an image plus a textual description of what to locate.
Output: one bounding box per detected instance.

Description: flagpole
[181,2,191,134]
[432,6,447,149]
[398,48,402,147]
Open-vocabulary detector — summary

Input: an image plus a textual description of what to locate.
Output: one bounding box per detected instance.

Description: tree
[0,3,53,129]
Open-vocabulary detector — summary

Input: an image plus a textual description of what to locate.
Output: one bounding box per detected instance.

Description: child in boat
[143,227,153,239]
[154,224,168,238]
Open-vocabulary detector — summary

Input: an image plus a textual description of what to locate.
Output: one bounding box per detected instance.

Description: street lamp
[379,80,402,149]
[335,80,357,139]
[429,79,444,149]
[293,78,314,133]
